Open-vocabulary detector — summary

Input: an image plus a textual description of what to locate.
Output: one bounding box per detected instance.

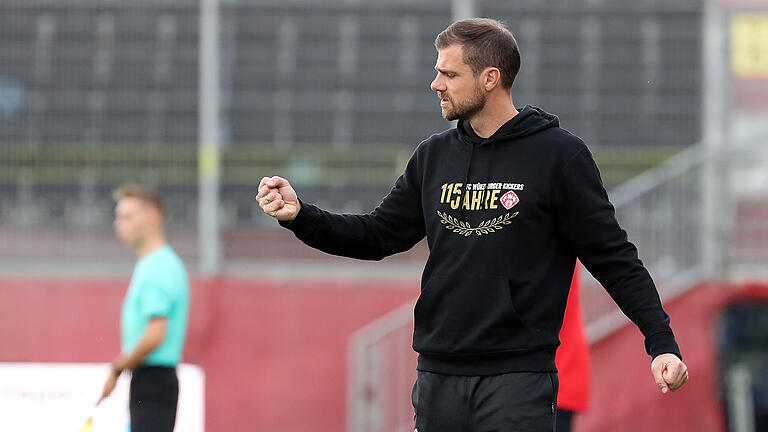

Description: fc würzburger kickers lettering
[439,182,524,211]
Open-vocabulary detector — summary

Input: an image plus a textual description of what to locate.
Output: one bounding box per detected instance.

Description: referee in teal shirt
[101,184,190,432]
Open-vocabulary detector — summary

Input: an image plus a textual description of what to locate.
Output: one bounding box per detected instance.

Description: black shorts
[412,370,558,432]
[129,366,179,432]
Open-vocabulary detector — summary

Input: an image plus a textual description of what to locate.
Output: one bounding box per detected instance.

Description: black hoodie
[279,105,681,375]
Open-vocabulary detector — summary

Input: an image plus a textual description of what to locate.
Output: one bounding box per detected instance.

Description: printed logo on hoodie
[437,181,523,237]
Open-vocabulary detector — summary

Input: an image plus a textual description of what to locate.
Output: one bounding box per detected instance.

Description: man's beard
[440,84,486,121]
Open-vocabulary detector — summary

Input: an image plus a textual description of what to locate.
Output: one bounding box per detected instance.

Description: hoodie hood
[457,105,560,146]
[455,105,560,222]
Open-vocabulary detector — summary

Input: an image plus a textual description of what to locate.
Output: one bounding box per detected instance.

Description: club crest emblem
[500,190,519,210]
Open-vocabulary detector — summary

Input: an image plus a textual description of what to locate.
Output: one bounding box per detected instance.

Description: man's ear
[148,206,164,227]
[483,67,502,91]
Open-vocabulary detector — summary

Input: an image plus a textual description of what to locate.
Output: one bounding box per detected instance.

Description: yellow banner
[732,14,768,78]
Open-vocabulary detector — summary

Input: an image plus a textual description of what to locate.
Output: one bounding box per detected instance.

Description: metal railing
[583,142,712,342]
[347,300,417,432]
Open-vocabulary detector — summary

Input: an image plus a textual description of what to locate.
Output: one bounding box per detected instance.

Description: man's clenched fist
[651,353,688,394]
[257,176,301,221]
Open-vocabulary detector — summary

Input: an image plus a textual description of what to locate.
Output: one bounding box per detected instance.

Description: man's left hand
[651,353,688,394]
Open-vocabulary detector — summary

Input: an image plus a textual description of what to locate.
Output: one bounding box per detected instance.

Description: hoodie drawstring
[459,141,497,223]
[484,142,497,208]
[459,143,474,223]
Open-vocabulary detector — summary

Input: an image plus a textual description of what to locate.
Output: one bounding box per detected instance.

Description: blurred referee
[258,18,688,431]
[100,184,190,432]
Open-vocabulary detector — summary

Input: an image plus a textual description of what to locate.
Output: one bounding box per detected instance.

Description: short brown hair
[435,18,521,89]
[112,183,165,216]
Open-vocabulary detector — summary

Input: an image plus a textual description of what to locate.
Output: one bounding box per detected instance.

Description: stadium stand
[0,0,703,262]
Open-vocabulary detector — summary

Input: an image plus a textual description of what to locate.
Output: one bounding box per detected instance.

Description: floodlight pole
[450,0,475,131]
[452,0,476,22]
[701,0,726,279]
[198,0,222,275]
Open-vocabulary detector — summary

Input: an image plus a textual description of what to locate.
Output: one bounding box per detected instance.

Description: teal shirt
[121,245,189,367]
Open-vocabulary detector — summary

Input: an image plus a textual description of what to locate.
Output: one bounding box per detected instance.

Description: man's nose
[431,76,444,92]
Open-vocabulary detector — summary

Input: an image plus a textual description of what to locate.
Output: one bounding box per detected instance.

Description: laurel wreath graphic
[437,211,519,236]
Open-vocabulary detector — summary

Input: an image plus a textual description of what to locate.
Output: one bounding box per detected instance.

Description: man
[101,184,189,432]
[258,18,688,431]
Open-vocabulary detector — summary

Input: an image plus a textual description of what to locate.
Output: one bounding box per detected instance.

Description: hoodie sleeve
[278,150,426,261]
[554,145,681,360]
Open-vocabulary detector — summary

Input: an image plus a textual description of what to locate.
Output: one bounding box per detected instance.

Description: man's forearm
[116,337,160,371]
[114,318,166,373]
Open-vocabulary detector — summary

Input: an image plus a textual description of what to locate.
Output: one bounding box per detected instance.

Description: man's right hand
[257,176,301,222]
[98,369,120,405]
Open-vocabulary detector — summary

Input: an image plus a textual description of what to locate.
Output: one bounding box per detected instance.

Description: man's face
[113,197,155,249]
[430,44,486,121]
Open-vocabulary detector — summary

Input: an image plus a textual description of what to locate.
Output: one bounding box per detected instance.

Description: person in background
[556,265,591,432]
[100,184,190,432]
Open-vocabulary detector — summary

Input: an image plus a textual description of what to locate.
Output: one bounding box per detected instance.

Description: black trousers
[412,370,558,432]
[129,366,179,432]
